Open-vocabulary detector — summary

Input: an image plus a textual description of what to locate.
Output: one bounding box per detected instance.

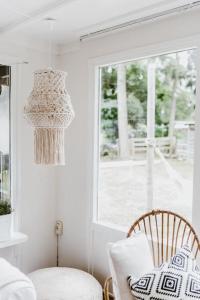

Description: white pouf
[29,267,103,300]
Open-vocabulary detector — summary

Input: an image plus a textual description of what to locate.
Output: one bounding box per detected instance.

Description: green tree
[100,50,196,149]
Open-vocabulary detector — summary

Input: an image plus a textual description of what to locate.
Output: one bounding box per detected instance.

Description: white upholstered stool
[29,267,103,300]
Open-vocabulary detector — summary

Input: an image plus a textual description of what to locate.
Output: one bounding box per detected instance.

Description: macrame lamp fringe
[34,128,65,165]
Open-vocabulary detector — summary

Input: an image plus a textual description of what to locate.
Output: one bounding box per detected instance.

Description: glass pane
[0,65,11,202]
[97,49,196,228]
[153,50,196,220]
[98,61,148,228]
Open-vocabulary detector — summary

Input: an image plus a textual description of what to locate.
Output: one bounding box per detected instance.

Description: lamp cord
[56,234,59,267]
[49,22,53,68]
[45,18,55,69]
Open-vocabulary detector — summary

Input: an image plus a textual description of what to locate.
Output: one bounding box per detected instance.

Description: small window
[0,65,11,202]
[97,49,196,228]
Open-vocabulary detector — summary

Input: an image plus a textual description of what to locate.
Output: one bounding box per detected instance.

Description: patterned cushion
[128,245,200,299]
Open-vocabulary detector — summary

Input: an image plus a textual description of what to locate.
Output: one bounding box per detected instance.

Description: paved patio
[98,158,193,229]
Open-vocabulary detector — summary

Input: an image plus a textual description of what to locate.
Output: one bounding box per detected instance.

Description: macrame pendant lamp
[24,19,74,165]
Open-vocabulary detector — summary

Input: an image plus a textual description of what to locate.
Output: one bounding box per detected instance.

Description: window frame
[10,65,20,229]
[88,36,200,237]
[0,57,21,230]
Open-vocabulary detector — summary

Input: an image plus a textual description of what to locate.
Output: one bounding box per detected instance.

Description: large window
[0,65,11,202]
[97,49,196,228]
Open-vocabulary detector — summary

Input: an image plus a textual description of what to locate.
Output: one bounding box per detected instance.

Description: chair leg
[103,277,114,300]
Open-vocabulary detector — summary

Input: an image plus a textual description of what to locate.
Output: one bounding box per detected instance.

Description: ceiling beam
[0,0,79,34]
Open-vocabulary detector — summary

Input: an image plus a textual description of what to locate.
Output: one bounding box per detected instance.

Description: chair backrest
[127,209,199,267]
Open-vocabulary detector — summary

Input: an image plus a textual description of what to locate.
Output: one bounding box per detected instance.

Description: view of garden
[98,49,196,228]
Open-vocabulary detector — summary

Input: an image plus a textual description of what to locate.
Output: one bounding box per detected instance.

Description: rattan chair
[104,209,200,300]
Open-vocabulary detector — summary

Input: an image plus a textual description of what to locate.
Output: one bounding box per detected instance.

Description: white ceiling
[0,0,197,46]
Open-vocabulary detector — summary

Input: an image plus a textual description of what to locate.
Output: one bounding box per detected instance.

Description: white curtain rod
[80,1,200,41]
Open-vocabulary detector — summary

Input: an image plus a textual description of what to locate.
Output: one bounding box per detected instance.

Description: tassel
[34,128,65,165]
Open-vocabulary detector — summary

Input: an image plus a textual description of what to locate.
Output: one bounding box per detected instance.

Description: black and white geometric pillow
[128,245,200,299]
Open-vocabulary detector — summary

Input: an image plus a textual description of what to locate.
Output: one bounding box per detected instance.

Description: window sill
[0,232,28,249]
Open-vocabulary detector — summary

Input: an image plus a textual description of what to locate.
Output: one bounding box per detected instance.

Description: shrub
[0,200,12,215]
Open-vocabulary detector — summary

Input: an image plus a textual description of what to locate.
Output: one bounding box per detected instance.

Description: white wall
[56,8,200,284]
[0,43,57,273]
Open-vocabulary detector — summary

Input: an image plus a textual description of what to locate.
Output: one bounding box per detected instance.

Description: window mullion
[192,47,200,235]
[147,59,156,210]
